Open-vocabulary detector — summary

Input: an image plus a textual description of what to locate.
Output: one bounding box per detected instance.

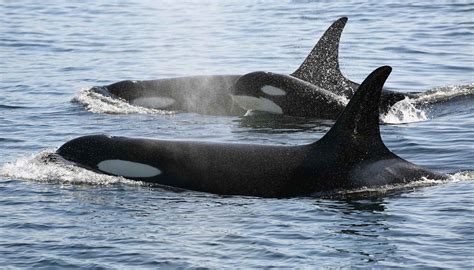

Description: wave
[381,96,428,124]
[0,150,143,186]
[381,84,473,124]
[72,86,176,115]
[0,104,28,109]
[414,83,474,104]
[0,138,25,143]
[318,171,473,199]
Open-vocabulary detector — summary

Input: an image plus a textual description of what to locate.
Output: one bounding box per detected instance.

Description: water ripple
[0,0,473,268]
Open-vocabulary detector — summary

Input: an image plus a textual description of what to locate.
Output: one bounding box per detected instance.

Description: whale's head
[57,135,114,170]
[57,135,163,179]
[230,71,294,115]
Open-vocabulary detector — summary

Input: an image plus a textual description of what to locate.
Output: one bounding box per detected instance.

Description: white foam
[0,151,144,186]
[72,87,176,115]
[381,97,428,124]
[414,83,474,104]
[98,159,161,178]
[450,171,474,181]
[380,84,474,124]
[336,95,349,106]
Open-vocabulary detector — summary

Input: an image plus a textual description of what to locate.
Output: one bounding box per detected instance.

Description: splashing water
[450,170,474,181]
[381,84,474,124]
[414,84,474,104]
[381,97,428,124]
[0,151,143,186]
[72,87,176,115]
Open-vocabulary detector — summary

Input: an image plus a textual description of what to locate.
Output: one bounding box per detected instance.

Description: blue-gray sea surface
[1,1,473,268]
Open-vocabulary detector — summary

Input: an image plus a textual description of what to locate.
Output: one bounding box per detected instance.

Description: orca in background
[231,17,413,117]
[103,75,244,115]
[290,17,414,108]
[56,66,447,198]
[230,71,347,118]
[94,17,353,116]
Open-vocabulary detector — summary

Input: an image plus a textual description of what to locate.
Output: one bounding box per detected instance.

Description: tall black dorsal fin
[291,17,359,97]
[317,66,392,155]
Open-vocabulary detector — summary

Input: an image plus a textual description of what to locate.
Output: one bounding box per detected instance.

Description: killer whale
[56,66,447,197]
[289,17,414,105]
[230,71,347,118]
[103,75,245,115]
[230,17,413,117]
[94,17,352,116]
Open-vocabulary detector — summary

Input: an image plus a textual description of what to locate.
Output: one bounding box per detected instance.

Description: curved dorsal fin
[317,66,392,155]
[291,17,358,97]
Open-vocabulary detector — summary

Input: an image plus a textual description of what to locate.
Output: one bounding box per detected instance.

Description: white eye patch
[261,85,286,96]
[97,159,162,178]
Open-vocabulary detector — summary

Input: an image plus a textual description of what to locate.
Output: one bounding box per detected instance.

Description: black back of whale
[57,66,447,197]
[103,17,402,116]
[105,75,244,115]
[290,17,413,109]
[230,17,413,117]
[230,71,347,118]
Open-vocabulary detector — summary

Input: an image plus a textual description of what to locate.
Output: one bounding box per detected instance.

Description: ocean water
[1,0,473,268]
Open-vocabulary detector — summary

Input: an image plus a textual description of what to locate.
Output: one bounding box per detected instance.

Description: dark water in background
[1,0,473,268]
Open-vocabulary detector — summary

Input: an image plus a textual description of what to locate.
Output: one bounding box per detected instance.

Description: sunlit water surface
[1,1,473,268]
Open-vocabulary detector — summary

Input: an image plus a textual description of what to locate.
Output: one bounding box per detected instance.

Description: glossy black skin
[57,67,447,198]
[289,17,415,114]
[105,75,245,116]
[98,17,351,116]
[96,17,413,118]
[227,16,414,118]
[231,71,411,118]
[231,71,346,118]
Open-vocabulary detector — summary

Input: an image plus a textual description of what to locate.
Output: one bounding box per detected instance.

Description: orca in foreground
[95,17,352,116]
[57,66,447,197]
[231,17,413,117]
